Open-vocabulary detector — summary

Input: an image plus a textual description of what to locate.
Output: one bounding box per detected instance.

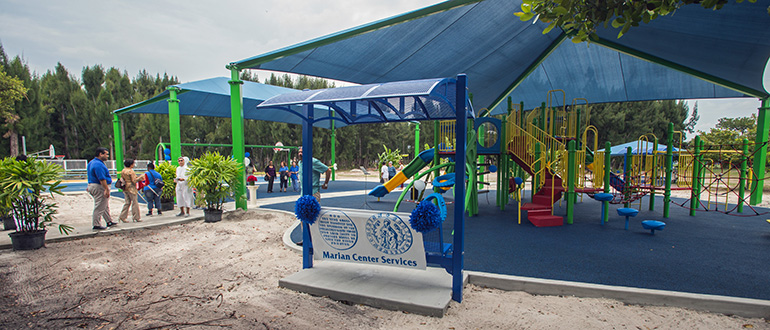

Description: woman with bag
[118,159,142,222]
[175,156,193,217]
[264,160,276,193]
[279,161,289,192]
[142,162,163,216]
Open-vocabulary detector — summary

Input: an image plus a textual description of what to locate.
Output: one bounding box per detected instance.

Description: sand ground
[0,171,768,329]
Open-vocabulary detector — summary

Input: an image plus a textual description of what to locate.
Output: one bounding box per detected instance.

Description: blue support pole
[302,104,314,269]
[452,74,467,303]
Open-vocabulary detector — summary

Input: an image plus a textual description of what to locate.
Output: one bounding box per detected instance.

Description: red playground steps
[521,176,565,227]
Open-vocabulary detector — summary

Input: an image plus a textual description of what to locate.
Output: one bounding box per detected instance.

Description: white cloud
[0,0,443,81]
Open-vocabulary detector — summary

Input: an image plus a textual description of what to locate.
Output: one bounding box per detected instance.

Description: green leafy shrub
[0,157,72,234]
[188,152,243,211]
[155,161,177,202]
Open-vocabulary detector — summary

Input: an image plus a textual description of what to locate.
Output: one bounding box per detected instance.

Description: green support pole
[112,113,124,176]
[649,137,658,211]
[497,155,504,209]
[540,102,546,132]
[331,118,336,181]
[533,143,541,202]
[603,141,611,223]
[433,120,440,193]
[499,113,507,209]
[700,139,707,207]
[167,86,182,163]
[478,128,484,190]
[566,140,575,224]
[739,138,749,213]
[664,123,673,218]
[575,108,581,141]
[414,122,420,159]
[228,67,247,210]
[751,98,770,205]
[690,136,701,216]
[518,100,525,180]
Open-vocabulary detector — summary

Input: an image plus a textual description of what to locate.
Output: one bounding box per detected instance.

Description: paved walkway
[0,178,371,249]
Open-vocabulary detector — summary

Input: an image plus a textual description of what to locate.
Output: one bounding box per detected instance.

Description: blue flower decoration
[295,195,321,225]
[409,200,442,233]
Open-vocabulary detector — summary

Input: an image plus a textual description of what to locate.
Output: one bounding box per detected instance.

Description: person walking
[279,161,289,192]
[175,156,193,217]
[380,162,389,183]
[118,159,142,223]
[289,160,300,192]
[388,161,396,183]
[143,162,163,216]
[298,147,331,202]
[87,147,115,230]
[265,160,276,193]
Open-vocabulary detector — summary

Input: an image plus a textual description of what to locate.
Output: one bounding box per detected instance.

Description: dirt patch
[0,191,766,329]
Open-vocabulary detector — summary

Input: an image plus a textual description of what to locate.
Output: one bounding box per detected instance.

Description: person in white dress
[380,162,389,183]
[175,156,194,216]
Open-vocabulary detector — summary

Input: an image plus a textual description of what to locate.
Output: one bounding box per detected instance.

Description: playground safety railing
[525,107,540,127]
[553,108,577,139]
[677,154,695,187]
[527,123,565,159]
[438,120,456,153]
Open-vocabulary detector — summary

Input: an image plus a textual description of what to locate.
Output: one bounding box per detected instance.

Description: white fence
[43,159,153,177]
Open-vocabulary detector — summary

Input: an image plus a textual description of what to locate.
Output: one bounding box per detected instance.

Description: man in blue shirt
[298,147,331,202]
[289,160,300,192]
[87,147,115,230]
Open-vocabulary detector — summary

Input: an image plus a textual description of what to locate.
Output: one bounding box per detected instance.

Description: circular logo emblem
[317,211,358,250]
[365,213,413,255]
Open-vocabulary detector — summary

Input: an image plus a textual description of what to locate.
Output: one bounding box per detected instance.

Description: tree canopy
[515,0,764,43]
[0,65,27,156]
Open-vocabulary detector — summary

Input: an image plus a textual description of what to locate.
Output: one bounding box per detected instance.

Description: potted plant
[0,157,73,250]
[246,174,258,186]
[155,161,177,211]
[188,151,243,222]
[1,207,14,231]
[0,158,15,231]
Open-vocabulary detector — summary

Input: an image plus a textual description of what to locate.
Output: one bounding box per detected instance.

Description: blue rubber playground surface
[254,179,770,301]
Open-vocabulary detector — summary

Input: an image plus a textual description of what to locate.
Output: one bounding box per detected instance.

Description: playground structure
[362,87,767,229]
[498,90,765,227]
[371,112,509,219]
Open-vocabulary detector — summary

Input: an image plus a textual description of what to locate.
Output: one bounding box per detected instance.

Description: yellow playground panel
[438,120,456,153]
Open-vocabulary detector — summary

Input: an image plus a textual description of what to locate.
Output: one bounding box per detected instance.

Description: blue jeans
[144,188,161,212]
[291,178,299,192]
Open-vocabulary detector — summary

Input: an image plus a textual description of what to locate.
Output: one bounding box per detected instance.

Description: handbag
[149,172,164,188]
[264,174,270,181]
[114,178,125,189]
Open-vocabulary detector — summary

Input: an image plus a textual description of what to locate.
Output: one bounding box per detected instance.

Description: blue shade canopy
[232,0,770,115]
[114,77,343,128]
[257,77,474,124]
[599,141,681,156]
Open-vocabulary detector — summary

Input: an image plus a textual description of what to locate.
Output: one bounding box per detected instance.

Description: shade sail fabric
[257,77,474,125]
[232,0,770,115]
[599,141,681,157]
[114,77,344,129]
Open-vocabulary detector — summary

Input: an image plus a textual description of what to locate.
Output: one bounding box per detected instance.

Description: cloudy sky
[1,0,767,134]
